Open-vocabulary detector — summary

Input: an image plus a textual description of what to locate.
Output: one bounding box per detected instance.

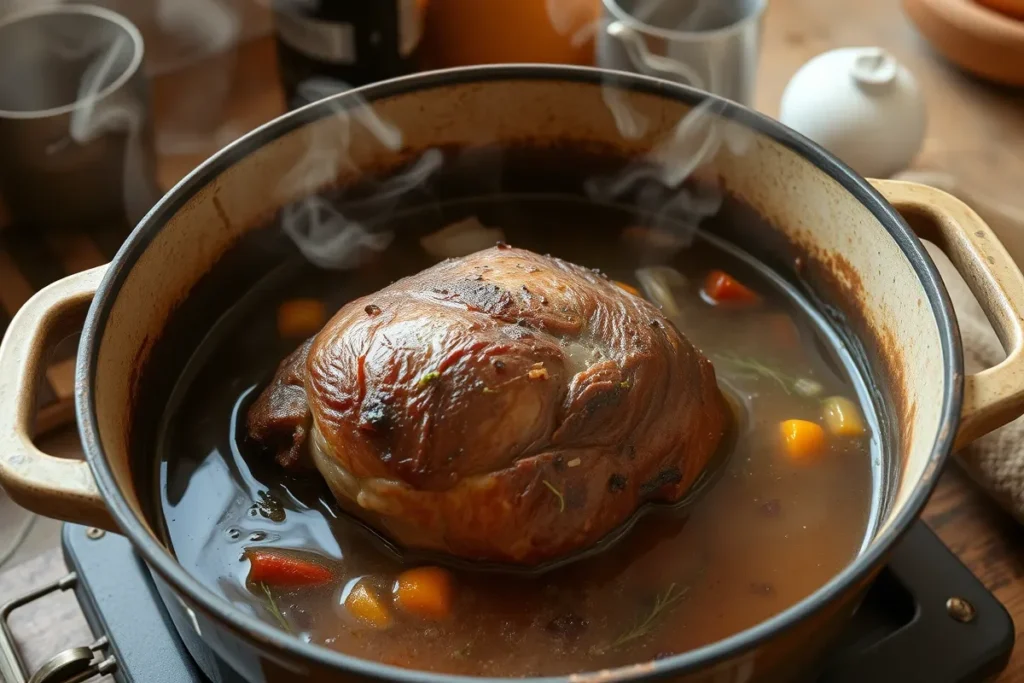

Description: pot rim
[75,64,963,682]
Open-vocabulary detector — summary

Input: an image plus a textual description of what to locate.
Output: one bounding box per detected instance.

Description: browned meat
[248,245,729,565]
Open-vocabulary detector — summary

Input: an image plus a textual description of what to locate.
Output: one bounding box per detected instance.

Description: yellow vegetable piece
[277,299,326,339]
[780,419,827,462]
[822,396,867,437]
[394,566,454,620]
[345,581,392,630]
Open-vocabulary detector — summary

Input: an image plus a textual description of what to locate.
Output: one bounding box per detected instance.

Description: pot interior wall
[89,70,946,616]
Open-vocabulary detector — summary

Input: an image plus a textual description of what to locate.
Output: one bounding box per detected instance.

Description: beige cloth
[931,244,1024,517]
[897,171,1024,523]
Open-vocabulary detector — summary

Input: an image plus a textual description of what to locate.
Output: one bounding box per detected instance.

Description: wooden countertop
[2,0,1024,680]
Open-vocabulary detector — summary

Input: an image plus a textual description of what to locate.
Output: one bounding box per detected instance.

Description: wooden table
[3,0,1024,680]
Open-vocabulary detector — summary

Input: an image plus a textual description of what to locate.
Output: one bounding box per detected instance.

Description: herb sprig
[713,353,821,397]
[592,583,688,654]
[542,480,566,512]
[261,582,294,634]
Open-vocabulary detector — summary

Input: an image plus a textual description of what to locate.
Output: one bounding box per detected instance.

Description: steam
[147,0,242,156]
[583,94,751,254]
[69,27,159,226]
[276,78,443,270]
[544,0,600,48]
[68,0,247,228]
[275,0,757,272]
[577,0,755,254]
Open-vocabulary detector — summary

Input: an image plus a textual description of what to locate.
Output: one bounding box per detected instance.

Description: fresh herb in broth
[157,197,879,677]
[260,583,295,634]
[593,583,689,655]
[713,352,823,397]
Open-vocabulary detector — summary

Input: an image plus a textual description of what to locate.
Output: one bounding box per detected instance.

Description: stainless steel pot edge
[74,63,963,683]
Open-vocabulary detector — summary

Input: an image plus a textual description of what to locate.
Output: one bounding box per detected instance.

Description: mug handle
[0,265,116,531]
[605,21,708,90]
[871,179,1024,450]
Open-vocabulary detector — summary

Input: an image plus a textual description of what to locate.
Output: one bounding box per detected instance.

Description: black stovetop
[48,522,1015,682]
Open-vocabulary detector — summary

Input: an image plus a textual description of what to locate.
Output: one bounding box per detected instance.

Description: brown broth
[157,195,879,677]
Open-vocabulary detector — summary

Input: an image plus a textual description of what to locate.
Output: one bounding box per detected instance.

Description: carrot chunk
[613,280,641,297]
[780,419,827,462]
[702,270,760,306]
[394,566,454,620]
[345,581,392,630]
[277,299,326,338]
[245,548,333,587]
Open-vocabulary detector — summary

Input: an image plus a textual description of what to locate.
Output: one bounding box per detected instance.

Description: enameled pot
[3,65,1024,683]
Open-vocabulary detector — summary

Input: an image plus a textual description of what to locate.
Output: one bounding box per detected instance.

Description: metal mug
[0,5,159,233]
[596,0,767,106]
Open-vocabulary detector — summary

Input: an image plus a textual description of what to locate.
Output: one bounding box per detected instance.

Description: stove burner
[0,522,1013,682]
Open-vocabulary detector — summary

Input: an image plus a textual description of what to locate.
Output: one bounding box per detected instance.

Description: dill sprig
[541,479,566,512]
[713,353,821,397]
[261,582,294,634]
[593,583,688,654]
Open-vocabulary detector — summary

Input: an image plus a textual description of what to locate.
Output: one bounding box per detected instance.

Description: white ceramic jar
[779,47,928,178]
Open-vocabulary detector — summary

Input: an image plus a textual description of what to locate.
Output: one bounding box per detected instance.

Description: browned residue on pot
[212,194,232,231]
[708,177,918,474]
[800,246,916,469]
[128,333,153,410]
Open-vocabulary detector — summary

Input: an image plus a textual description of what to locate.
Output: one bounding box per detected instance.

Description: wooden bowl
[903,0,1024,86]
[976,0,1024,20]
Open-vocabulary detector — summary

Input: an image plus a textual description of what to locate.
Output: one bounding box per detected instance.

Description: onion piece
[794,378,824,398]
[635,266,689,317]
[822,395,867,436]
[419,217,505,259]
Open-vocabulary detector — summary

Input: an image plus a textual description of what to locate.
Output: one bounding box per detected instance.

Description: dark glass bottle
[270,0,425,108]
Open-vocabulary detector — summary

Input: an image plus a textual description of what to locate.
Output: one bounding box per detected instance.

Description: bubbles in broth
[157,196,879,677]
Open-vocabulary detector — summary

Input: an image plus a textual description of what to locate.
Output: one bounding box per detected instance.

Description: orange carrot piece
[245,549,333,587]
[394,566,454,620]
[277,299,326,339]
[345,581,392,630]
[780,419,827,462]
[702,270,760,306]
[613,280,641,297]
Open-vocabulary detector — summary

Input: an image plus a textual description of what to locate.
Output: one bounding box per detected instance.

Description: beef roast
[248,245,729,565]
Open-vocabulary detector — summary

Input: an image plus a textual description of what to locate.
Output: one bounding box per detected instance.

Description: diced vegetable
[345,581,392,630]
[764,313,801,349]
[793,378,824,398]
[822,396,867,437]
[613,280,641,297]
[780,419,826,461]
[702,270,759,306]
[277,299,326,339]
[420,217,505,259]
[394,566,454,620]
[245,548,333,587]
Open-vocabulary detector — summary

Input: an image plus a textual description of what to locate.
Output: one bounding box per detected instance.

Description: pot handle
[872,179,1024,450]
[0,265,116,531]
